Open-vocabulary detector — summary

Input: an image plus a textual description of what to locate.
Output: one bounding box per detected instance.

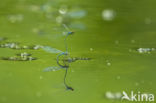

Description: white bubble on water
[102,9,116,21]
[107,62,111,66]
[90,48,93,51]
[105,91,115,99]
[59,5,68,15]
[106,60,111,66]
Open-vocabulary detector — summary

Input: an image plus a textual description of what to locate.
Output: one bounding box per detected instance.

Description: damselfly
[43,24,74,91]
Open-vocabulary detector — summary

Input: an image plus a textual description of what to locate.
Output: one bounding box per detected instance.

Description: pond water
[0,0,156,103]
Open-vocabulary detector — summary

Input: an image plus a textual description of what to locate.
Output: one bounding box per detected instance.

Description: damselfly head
[68,31,74,35]
[66,86,74,91]
[62,52,68,55]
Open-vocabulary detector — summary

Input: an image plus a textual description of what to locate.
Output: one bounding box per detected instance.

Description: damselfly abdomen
[62,57,91,63]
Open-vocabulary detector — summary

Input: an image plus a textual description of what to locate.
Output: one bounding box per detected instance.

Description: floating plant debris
[129,47,156,54]
[0,38,39,61]
[29,45,43,50]
[20,45,42,50]
[16,52,32,57]
[137,48,155,53]
[1,52,37,61]
[0,42,20,49]
[1,56,37,61]
[0,42,42,50]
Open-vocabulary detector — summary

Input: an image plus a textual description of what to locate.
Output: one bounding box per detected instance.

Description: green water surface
[0,0,156,103]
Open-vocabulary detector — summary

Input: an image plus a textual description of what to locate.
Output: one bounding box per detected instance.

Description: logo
[122,91,154,102]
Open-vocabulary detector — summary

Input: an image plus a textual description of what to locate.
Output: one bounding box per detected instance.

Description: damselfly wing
[42,46,63,54]
[67,10,87,19]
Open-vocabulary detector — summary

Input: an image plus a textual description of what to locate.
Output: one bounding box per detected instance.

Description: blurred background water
[0,0,156,103]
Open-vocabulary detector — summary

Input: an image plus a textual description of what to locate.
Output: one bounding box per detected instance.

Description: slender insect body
[62,57,91,63]
[43,24,91,91]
